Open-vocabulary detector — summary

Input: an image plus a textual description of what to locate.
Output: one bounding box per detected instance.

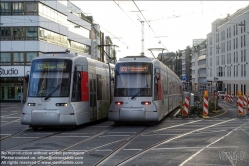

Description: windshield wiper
[44,83,62,100]
[131,84,148,99]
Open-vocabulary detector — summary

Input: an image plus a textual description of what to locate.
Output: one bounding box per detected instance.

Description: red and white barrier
[224,93,227,101]
[243,95,247,108]
[183,96,190,115]
[238,96,244,115]
[203,96,208,116]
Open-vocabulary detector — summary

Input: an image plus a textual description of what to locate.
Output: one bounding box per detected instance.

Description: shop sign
[0,66,30,77]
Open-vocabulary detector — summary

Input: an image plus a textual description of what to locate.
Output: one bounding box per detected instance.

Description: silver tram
[21,53,114,128]
[109,56,182,122]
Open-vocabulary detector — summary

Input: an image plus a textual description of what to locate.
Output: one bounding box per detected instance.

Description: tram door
[89,74,97,120]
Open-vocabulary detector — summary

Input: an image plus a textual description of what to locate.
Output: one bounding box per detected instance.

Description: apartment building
[206,5,249,95]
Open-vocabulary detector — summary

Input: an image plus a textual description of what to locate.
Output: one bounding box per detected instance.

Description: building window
[241,36,243,47]
[25,2,38,15]
[26,27,38,40]
[12,2,24,15]
[244,64,246,77]
[236,51,238,63]
[244,50,246,62]
[0,27,11,40]
[236,38,238,49]
[13,52,24,65]
[0,53,11,65]
[244,20,246,32]
[0,2,11,15]
[26,52,38,65]
[241,50,243,62]
[244,35,245,46]
[13,27,25,40]
[241,65,243,77]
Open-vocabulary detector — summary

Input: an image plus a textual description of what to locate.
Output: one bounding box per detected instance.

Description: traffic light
[20,77,24,85]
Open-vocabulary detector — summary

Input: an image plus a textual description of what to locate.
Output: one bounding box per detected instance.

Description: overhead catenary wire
[132,0,169,52]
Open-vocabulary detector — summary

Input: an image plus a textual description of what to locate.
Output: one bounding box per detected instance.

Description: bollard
[237,91,244,117]
[202,91,209,118]
[183,96,190,117]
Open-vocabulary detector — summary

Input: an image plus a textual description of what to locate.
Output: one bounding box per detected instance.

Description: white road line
[152,147,203,150]
[1,117,20,118]
[13,137,39,139]
[89,126,110,127]
[142,134,178,136]
[1,121,9,122]
[0,134,11,135]
[123,149,142,151]
[120,119,237,165]
[95,149,113,152]
[1,113,18,117]
[179,120,249,166]
[174,109,181,117]
[149,120,203,133]
[61,133,96,134]
[51,136,90,138]
[99,135,130,137]
[108,132,137,134]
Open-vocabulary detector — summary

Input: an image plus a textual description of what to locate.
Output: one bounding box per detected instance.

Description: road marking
[13,137,39,139]
[0,134,11,135]
[51,136,90,138]
[152,147,203,150]
[95,149,113,152]
[108,132,137,134]
[1,113,18,117]
[179,120,249,166]
[123,149,142,151]
[99,135,130,137]
[61,133,96,134]
[142,133,178,136]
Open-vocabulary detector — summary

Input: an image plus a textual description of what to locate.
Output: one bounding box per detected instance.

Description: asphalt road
[1,102,249,166]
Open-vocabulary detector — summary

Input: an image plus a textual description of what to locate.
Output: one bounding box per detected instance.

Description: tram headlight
[115,101,123,105]
[56,103,68,106]
[27,103,36,106]
[141,101,151,105]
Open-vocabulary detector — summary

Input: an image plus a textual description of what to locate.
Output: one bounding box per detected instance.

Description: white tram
[109,56,182,122]
[21,53,114,128]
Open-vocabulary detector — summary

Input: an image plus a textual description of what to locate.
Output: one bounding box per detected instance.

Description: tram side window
[97,74,102,100]
[154,68,160,100]
[71,70,81,102]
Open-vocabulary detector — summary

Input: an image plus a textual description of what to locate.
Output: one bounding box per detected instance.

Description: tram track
[0,126,30,141]
[32,120,202,166]
[48,120,204,165]
[114,118,239,166]
[29,126,117,166]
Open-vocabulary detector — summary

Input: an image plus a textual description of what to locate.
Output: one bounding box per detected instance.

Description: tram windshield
[114,63,152,97]
[28,59,72,98]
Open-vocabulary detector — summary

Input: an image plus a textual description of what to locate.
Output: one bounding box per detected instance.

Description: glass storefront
[0,77,23,101]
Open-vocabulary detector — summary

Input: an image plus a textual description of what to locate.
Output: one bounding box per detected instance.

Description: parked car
[217,91,225,99]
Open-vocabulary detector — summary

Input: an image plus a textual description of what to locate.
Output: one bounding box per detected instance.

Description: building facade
[0,0,93,102]
[206,5,249,95]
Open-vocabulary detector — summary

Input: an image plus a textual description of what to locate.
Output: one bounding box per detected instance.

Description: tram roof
[119,55,155,61]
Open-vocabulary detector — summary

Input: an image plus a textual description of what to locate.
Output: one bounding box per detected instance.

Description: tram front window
[28,59,72,98]
[114,63,152,97]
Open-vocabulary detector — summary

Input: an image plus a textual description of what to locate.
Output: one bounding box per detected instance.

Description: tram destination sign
[33,61,68,71]
[117,63,151,73]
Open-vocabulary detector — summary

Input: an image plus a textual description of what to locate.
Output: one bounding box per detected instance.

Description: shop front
[0,66,30,102]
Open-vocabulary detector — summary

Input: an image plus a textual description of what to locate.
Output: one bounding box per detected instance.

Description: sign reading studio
[0,66,30,77]
[0,68,18,75]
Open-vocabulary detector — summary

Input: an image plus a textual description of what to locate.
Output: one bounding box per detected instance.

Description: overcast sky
[72,1,249,59]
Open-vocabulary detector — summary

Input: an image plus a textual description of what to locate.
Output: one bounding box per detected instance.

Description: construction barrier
[203,91,208,117]
[224,93,227,101]
[183,96,190,116]
[237,92,244,117]
[243,95,247,108]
